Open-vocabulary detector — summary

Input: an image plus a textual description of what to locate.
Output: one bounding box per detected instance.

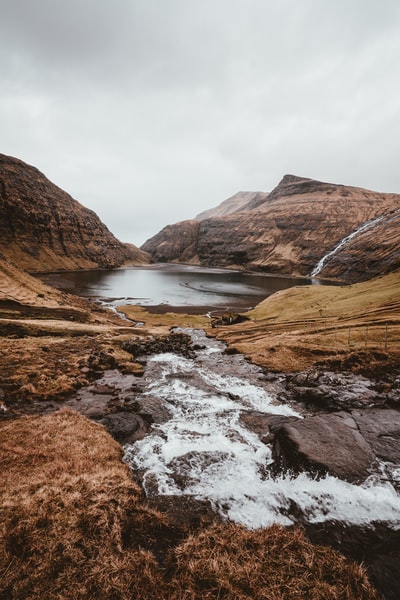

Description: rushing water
[311,209,400,276]
[41,264,324,310]
[123,329,400,530]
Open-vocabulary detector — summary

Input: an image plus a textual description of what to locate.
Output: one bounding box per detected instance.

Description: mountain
[0,154,149,272]
[141,175,400,283]
[195,191,268,220]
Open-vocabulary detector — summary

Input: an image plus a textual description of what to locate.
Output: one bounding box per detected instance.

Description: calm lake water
[41,264,326,310]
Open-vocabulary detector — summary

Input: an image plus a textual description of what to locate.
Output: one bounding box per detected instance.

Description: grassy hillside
[213,269,400,372]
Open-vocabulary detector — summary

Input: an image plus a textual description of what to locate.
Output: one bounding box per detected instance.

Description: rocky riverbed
[5,326,399,598]
[49,327,399,599]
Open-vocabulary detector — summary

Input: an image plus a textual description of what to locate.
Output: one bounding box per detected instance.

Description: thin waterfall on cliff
[311,210,400,277]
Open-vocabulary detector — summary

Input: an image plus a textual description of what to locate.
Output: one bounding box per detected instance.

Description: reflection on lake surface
[40,264,327,310]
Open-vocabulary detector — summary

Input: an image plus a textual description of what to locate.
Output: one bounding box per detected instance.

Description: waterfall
[311,210,400,277]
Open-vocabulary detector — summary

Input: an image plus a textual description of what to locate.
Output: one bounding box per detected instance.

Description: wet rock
[210,311,249,327]
[99,412,149,444]
[290,384,376,410]
[91,384,116,395]
[79,400,115,418]
[168,451,231,491]
[352,409,400,463]
[239,411,299,442]
[122,332,196,359]
[136,396,172,424]
[272,405,400,484]
[63,370,140,419]
[286,369,383,411]
[273,412,375,482]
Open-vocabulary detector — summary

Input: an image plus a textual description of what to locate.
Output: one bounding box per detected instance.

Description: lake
[40,264,326,311]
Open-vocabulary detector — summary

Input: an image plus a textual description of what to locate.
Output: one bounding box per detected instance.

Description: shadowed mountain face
[142,175,400,283]
[315,210,400,281]
[0,154,149,272]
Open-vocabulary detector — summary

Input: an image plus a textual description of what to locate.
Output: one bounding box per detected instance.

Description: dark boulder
[122,332,195,359]
[273,412,375,482]
[272,408,400,482]
[239,411,300,444]
[286,370,379,411]
[99,412,149,444]
[211,311,249,328]
[352,408,400,463]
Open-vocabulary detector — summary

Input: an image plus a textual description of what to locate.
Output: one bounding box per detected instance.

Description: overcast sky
[1,1,400,246]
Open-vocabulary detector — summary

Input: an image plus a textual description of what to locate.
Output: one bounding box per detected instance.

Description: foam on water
[197,369,298,415]
[124,332,400,529]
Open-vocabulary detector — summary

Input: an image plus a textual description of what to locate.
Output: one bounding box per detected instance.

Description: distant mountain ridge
[0,154,149,273]
[195,191,269,221]
[141,175,400,283]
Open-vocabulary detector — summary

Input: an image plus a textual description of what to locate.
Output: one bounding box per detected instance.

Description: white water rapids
[123,330,400,529]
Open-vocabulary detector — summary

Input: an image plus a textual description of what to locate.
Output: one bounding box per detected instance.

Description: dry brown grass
[0,410,170,600]
[0,411,380,599]
[169,523,379,600]
[119,305,210,335]
[0,257,66,308]
[212,269,400,372]
[0,328,145,409]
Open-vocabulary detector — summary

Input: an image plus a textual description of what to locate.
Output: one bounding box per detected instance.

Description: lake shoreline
[140,303,250,315]
[36,263,329,311]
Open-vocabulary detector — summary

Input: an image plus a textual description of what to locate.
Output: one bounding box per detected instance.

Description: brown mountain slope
[195,191,268,220]
[0,154,149,272]
[0,255,68,307]
[142,175,400,283]
[314,210,400,281]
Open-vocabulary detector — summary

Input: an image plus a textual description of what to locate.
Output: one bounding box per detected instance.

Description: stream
[123,328,400,530]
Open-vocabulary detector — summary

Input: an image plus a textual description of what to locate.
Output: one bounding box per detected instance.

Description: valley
[1,154,399,599]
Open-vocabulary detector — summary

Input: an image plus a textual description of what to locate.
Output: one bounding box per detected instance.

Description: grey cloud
[1,1,400,246]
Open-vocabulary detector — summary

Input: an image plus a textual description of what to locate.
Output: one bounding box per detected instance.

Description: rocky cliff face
[0,154,149,272]
[141,175,400,282]
[315,209,400,281]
